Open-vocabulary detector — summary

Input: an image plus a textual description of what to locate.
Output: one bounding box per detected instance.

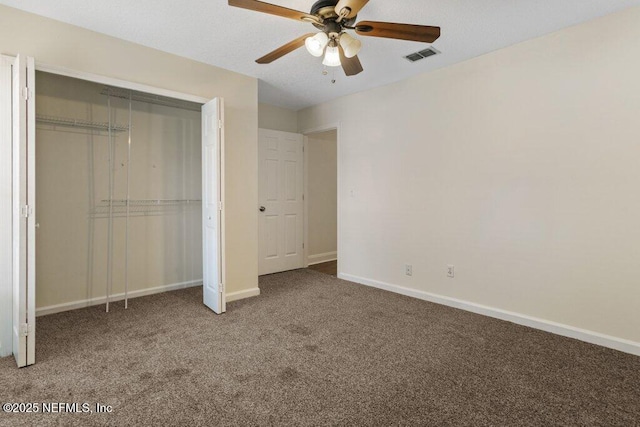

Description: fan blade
[335,0,369,19]
[355,21,441,43]
[229,0,316,22]
[339,46,363,76]
[256,33,316,64]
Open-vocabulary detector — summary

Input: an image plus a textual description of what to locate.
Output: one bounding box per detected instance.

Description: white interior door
[258,129,304,275]
[12,54,36,367]
[202,98,225,314]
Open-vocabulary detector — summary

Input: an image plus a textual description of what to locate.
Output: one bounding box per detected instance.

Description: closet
[3,54,223,368]
[35,71,204,313]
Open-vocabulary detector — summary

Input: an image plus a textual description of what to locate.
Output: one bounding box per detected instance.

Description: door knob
[259,206,266,212]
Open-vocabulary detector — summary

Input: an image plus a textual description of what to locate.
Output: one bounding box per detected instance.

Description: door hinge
[218,201,223,211]
[21,88,33,101]
[19,323,29,337]
[21,205,33,218]
[218,119,223,129]
[219,283,224,293]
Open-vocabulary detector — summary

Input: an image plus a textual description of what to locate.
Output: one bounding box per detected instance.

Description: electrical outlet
[405,264,413,276]
[447,265,455,278]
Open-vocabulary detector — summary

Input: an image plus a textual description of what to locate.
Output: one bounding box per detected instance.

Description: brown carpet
[1,269,639,426]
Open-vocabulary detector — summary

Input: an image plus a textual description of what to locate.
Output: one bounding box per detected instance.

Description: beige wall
[306,130,337,260]
[258,103,298,133]
[0,5,258,298]
[299,7,640,345]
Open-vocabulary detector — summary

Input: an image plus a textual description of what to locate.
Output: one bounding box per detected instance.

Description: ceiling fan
[228,0,441,76]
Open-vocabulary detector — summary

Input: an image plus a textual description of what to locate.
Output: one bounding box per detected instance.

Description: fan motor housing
[310,0,338,16]
[323,20,342,36]
[310,0,356,30]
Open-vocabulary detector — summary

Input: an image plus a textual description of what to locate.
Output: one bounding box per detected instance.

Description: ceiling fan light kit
[228,0,441,77]
[322,44,341,67]
[306,31,360,64]
[338,32,361,58]
[305,32,330,57]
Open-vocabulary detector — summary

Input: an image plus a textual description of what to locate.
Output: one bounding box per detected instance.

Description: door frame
[300,123,341,275]
[35,63,225,308]
[0,57,226,362]
[36,63,208,105]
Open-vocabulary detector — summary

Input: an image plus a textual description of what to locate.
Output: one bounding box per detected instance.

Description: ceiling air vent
[404,47,440,63]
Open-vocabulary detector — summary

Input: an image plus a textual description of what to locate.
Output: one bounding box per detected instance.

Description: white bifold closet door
[12,54,36,367]
[202,98,225,314]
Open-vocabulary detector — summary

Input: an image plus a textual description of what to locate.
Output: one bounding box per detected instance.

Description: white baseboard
[227,287,261,302]
[339,273,640,357]
[307,251,337,266]
[36,280,203,316]
[37,281,263,316]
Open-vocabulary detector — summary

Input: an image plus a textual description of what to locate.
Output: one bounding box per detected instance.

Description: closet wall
[36,71,202,311]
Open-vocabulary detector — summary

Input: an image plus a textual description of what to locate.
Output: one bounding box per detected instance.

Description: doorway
[257,127,338,278]
[303,129,338,276]
[257,129,305,275]
[35,71,206,315]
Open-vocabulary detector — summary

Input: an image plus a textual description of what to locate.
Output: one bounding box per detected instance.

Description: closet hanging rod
[100,199,202,204]
[36,115,129,132]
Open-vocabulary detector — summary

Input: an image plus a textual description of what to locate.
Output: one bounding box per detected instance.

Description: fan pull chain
[321,66,337,84]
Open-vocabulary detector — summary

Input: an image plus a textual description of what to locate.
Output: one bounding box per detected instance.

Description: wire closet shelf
[90,199,202,218]
[36,114,129,132]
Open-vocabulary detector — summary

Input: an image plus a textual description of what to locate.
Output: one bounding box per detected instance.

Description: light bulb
[339,32,362,58]
[322,45,341,67]
[305,32,329,57]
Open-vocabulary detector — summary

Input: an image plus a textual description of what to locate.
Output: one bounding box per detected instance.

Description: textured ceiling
[2,0,638,110]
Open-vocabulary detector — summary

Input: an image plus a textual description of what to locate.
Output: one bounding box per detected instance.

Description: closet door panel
[12,54,36,367]
[202,98,224,314]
